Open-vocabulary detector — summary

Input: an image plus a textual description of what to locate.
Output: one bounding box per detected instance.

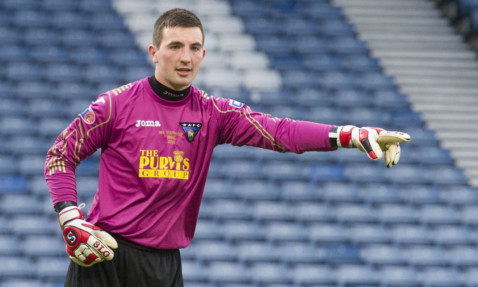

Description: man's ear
[148,45,159,63]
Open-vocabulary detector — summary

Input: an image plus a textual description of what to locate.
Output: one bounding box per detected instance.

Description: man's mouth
[176,67,191,76]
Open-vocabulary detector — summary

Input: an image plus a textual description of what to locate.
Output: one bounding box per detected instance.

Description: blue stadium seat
[403,246,448,267]
[345,163,387,183]
[0,27,23,44]
[399,185,441,204]
[249,263,292,284]
[0,175,29,194]
[41,0,79,12]
[0,194,43,214]
[7,62,43,81]
[308,223,348,243]
[281,18,320,36]
[78,0,114,13]
[69,47,109,65]
[335,203,378,224]
[22,235,64,257]
[243,18,282,36]
[193,240,237,262]
[30,46,70,63]
[0,235,22,255]
[39,118,72,138]
[280,180,320,202]
[320,182,360,203]
[349,224,391,244]
[342,55,380,73]
[281,70,317,89]
[24,28,62,47]
[373,90,410,109]
[335,264,379,286]
[294,203,335,223]
[0,256,34,277]
[76,175,99,197]
[266,222,308,242]
[331,38,369,56]
[236,241,278,263]
[390,224,432,245]
[384,164,428,184]
[0,45,28,61]
[319,20,356,37]
[304,54,343,72]
[98,31,138,49]
[432,225,473,246]
[418,267,461,287]
[202,178,235,199]
[62,29,98,47]
[379,266,419,287]
[45,63,85,83]
[207,262,249,284]
[426,167,468,185]
[9,215,57,235]
[334,89,374,108]
[4,135,51,155]
[357,183,400,204]
[294,37,331,55]
[0,155,17,175]
[0,279,46,287]
[310,163,346,182]
[14,10,51,28]
[360,244,405,265]
[378,204,419,224]
[220,159,263,180]
[276,242,321,264]
[419,204,461,225]
[252,201,294,222]
[440,185,478,205]
[182,260,208,283]
[324,243,361,264]
[35,257,70,279]
[292,264,336,286]
[203,199,252,220]
[320,71,357,90]
[14,81,54,101]
[448,246,478,267]
[233,180,279,200]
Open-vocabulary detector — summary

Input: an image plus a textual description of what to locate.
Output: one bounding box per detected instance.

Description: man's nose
[179,48,192,63]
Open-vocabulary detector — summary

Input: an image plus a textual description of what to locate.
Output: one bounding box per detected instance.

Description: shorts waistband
[111,233,180,254]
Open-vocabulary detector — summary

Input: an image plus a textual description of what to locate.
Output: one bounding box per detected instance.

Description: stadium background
[1,0,478,286]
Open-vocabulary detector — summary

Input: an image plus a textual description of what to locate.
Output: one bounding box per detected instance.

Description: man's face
[149,26,205,91]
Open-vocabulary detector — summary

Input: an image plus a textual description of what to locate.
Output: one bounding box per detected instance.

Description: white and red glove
[329,125,411,168]
[58,206,118,267]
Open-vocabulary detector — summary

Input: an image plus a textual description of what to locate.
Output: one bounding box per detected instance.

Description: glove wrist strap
[58,206,84,228]
[328,126,339,148]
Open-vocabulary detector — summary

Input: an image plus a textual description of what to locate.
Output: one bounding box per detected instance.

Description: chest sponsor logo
[139,150,189,179]
[135,120,161,128]
[180,122,202,142]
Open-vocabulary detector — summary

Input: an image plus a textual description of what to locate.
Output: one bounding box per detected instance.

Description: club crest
[180,122,202,142]
[80,105,95,125]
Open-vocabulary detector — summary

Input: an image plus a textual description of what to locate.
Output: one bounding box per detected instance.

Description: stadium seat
[266,222,309,243]
[207,262,249,284]
[292,264,336,286]
[0,155,17,175]
[360,244,405,266]
[0,256,34,277]
[294,202,335,223]
[276,242,322,264]
[0,235,22,255]
[417,267,461,287]
[379,266,419,287]
[324,243,361,264]
[252,201,294,222]
[335,264,379,286]
[182,260,208,283]
[390,224,432,245]
[378,204,419,224]
[348,224,391,244]
[0,194,43,214]
[0,175,29,194]
[236,241,279,263]
[35,257,71,280]
[308,223,348,243]
[22,235,64,257]
[193,240,237,262]
[249,263,292,284]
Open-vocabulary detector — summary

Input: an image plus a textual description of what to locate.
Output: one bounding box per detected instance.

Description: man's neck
[148,76,190,101]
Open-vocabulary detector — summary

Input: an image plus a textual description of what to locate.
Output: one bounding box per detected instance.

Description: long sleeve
[44,92,114,206]
[212,98,336,153]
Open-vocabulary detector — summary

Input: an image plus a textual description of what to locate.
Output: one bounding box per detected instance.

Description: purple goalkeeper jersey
[45,77,335,249]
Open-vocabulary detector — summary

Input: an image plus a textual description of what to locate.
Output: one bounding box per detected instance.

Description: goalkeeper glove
[329,125,411,168]
[58,206,118,267]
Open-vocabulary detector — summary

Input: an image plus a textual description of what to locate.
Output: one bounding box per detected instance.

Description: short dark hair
[152,8,205,47]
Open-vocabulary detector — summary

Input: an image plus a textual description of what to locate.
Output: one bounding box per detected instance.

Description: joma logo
[136,120,161,127]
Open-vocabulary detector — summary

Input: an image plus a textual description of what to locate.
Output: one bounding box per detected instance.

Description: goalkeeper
[44,8,410,287]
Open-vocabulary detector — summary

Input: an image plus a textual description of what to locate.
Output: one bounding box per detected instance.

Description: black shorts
[64,234,184,287]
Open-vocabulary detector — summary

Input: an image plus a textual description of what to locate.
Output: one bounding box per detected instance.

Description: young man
[44,8,410,287]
